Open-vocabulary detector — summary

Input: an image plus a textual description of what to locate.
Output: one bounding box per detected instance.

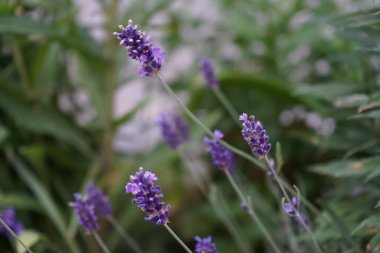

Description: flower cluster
[283,196,308,226]
[114,19,164,77]
[204,130,235,172]
[70,184,112,233]
[194,236,218,253]
[70,193,99,234]
[125,167,170,225]
[86,183,112,217]
[201,57,218,88]
[0,207,24,237]
[157,112,190,149]
[239,113,271,157]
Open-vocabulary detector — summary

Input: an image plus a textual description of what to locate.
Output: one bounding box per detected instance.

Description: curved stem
[164,224,193,253]
[264,156,322,253]
[155,73,321,217]
[224,170,281,253]
[107,216,144,253]
[0,217,34,253]
[94,232,111,253]
[212,87,240,126]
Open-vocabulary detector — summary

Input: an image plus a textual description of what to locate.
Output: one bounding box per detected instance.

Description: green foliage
[0,0,380,252]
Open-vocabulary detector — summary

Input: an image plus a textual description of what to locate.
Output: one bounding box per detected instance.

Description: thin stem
[156,73,263,169]
[0,217,34,253]
[102,0,119,170]
[224,170,281,253]
[264,156,323,253]
[155,74,321,218]
[164,224,193,253]
[93,232,112,253]
[212,87,240,126]
[178,148,251,253]
[107,216,144,253]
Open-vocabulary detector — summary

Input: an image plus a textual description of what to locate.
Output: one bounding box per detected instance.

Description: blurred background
[1,0,380,252]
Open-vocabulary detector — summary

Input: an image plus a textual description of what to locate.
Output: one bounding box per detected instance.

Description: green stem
[224,170,281,253]
[164,224,193,253]
[107,216,144,253]
[0,217,34,253]
[156,74,263,169]
[9,37,33,98]
[178,149,251,253]
[264,156,322,253]
[212,87,240,126]
[94,232,112,253]
[155,73,322,217]
[102,0,119,170]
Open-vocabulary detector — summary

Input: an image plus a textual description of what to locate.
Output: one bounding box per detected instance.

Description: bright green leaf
[16,230,40,253]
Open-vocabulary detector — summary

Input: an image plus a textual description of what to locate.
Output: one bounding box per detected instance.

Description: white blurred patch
[287,45,311,65]
[113,80,185,154]
[317,118,336,136]
[279,110,295,126]
[73,0,106,41]
[289,11,313,30]
[314,59,331,76]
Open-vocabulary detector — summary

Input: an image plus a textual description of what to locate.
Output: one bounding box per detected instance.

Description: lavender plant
[69,193,111,253]
[0,207,33,253]
[126,167,193,253]
[194,236,218,253]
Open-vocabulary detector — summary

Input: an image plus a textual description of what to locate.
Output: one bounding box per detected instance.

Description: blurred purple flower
[86,183,112,217]
[70,193,99,233]
[204,130,235,172]
[194,236,218,253]
[200,57,218,88]
[157,112,190,149]
[0,207,24,237]
[283,196,308,226]
[239,113,271,157]
[114,19,164,77]
[125,167,170,225]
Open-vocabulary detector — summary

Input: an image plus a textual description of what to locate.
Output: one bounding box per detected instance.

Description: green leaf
[0,194,40,211]
[32,42,60,103]
[16,230,41,253]
[350,109,380,119]
[0,85,91,155]
[295,83,361,101]
[352,215,380,235]
[310,156,380,178]
[0,15,58,37]
[275,142,284,171]
[8,151,67,237]
[367,234,380,253]
[0,124,7,143]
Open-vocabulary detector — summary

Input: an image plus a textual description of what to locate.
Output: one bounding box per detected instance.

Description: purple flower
[114,19,164,77]
[157,112,190,149]
[239,113,271,157]
[283,196,308,226]
[70,193,99,233]
[125,167,170,225]
[204,130,235,172]
[0,207,24,237]
[194,236,218,253]
[200,57,218,88]
[86,183,112,217]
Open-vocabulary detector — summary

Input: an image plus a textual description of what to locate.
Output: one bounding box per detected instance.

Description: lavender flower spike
[201,57,218,88]
[114,19,164,77]
[70,193,99,233]
[204,130,235,172]
[194,236,218,253]
[0,207,24,237]
[157,112,190,149]
[125,167,170,225]
[86,183,112,217]
[283,196,309,226]
[239,113,271,157]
